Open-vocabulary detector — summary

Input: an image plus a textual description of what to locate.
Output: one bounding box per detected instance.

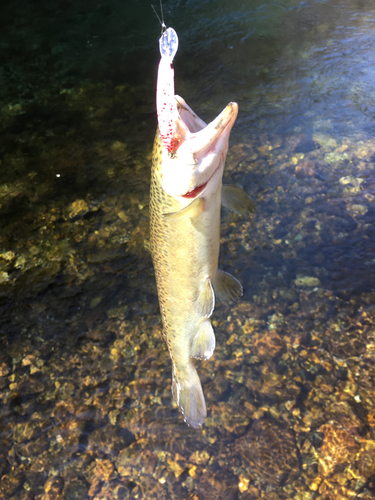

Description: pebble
[67,199,89,219]
[294,276,321,287]
[346,203,368,216]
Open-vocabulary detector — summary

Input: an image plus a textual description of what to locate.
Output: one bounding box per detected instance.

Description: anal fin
[213,269,243,303]
[222,185,255,215]
[191,320,216,360]
[195,278,215,318]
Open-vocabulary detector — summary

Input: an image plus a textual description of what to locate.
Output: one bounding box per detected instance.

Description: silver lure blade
[159,27,179,60]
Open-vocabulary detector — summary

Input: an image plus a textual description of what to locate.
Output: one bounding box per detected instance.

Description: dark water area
[1,0,375,499]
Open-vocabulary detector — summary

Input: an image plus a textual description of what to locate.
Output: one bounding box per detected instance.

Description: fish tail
[172,365,207,428]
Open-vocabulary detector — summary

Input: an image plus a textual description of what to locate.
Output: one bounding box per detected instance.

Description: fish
[150,27,254,427]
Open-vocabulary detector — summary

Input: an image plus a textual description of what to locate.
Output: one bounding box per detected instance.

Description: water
[1,0,375,498]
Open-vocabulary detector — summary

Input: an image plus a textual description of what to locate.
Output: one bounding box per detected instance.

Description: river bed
[0,0,375,499]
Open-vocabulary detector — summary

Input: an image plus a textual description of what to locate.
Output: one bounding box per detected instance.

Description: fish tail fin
[172,365,207,428]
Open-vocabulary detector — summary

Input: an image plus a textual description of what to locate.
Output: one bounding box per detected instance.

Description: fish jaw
[174,96,207,133]
[159,99,238,199]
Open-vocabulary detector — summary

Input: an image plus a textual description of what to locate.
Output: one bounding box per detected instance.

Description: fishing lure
[156,27,179,153]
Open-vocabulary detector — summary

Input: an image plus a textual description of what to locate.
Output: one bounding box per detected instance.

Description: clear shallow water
[1,0,375,499]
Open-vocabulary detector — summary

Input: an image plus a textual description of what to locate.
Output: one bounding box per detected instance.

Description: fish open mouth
[181,181,208,199]
[181,153,223,199]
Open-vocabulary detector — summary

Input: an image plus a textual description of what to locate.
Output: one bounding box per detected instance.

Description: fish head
[158,96,238,200]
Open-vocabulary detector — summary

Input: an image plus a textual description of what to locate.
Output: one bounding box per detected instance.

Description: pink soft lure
[156,27,179,152]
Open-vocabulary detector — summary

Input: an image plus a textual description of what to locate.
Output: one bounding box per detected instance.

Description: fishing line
[151,0,166,34]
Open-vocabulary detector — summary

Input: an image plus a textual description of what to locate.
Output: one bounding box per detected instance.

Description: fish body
[150,29,254,427]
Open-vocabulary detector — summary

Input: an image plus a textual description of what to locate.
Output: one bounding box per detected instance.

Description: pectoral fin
[222,185,255,215]
[191,321,216,360]
[163,197,204,219]
[213,269,243,303]
[195,278,215,318]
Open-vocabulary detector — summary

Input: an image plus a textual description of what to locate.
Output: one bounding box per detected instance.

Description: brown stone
[251,330,285,360]
[236,419,300,486]
[318,423,360,478]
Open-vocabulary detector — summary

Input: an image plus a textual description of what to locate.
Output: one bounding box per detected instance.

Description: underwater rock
[208,403,250,434]
[294,138,316,154]
[294,275,321,287]
[346,203,368,217]
[0,251,15,261]
[251,329,285,360]
[236,419,300,486]
[295,160,315,178]
[357,447,375,480]
[312,133,337,149]
[0,472,22,497]
[327,401,365,434]
[67,199,89,219]
[0,272,10,284]
[198,472,239,500]
[318,423,360,478]
[43,475,64,496]
[117,441,146,477]
[88,425,135,456]
[61,477,88,499]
